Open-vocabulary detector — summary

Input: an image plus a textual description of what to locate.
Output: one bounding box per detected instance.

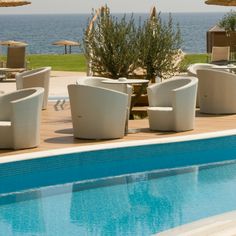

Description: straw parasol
[205,0,236,6]
[0,40,28,46]
[0,0,31,7]
[52,40,80,54]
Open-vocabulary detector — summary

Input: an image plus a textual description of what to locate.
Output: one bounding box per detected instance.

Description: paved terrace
[1,70,236,157]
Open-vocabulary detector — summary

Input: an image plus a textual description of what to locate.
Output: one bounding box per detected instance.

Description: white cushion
[147,107,173,112]
[0,121,11,127]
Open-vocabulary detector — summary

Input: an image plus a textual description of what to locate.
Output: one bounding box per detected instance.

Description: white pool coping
[154,210,236,236]
[1,129,236,164]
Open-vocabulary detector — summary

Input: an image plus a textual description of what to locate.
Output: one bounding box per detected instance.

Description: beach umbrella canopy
[52,40,80,54]
[0,0,31,7]
[205,0,236,6]
[0,40,28,46]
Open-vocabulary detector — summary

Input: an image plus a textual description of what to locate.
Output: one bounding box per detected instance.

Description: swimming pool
[1,132,236,235]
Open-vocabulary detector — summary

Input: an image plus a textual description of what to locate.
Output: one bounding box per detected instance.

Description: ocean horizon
[0,12,227,55]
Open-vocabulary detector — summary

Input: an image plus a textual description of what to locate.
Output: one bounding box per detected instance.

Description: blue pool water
[1,161,236,235]
[1,135,236,235]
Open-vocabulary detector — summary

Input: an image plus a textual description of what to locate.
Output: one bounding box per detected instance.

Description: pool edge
[1,129,236,164]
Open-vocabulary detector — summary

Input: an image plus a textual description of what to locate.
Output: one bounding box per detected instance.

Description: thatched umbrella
[205,0,236,6]
[0,0,31,7]
[52,40,80,54]
[0,40,28,46]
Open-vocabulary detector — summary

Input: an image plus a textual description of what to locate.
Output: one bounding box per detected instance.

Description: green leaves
[84,8,182,81]
[138,13,182,80]
[219,10,236,32]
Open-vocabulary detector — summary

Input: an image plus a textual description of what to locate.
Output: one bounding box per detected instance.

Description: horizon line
[0,11,229,15]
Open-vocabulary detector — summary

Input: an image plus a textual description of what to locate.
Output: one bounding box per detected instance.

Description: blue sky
[0,0,232,14]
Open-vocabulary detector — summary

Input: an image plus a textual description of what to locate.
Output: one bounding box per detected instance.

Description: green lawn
[1,53,208,72]
[27,54,87,72]
[180,53,209,72]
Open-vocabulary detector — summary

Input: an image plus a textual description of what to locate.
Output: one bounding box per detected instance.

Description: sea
[0,12,227,55]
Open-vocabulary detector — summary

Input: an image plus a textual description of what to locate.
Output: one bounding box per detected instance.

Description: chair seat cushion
[147,107,174,131]
[147,106,173,112]
[0,121,11,127]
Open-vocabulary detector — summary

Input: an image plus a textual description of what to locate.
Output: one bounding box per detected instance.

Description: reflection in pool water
[1,162,236,235]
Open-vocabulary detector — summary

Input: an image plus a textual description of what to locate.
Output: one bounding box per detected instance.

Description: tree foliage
[219,10,236,32]
[84,9,139,79]
[84,7,182,81]
[138,13,182,80]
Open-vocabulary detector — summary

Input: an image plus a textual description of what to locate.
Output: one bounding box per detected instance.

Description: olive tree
[84,8,139,78]
[138,13,182,81]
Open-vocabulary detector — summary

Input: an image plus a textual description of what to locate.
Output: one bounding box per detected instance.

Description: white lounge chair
[187,63,216,77]
[147,77,198,132]
[197,69,236,114]
[16,67,51,110]
[68,84,128,139]
[77,76,132,118]
[0,88,44,149]
[187,63,227,107]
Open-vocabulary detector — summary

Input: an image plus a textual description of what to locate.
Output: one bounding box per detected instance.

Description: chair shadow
[0,79,15,83]
[129,127,176,136]
[195,110,235,118]
[54,128,73,134]
[44,135,122,144]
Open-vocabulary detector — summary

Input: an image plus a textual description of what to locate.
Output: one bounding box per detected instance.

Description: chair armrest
[0,92,27,120]
[147,83,163,106]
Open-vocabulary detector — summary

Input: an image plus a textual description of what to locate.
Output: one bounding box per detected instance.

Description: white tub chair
[187,63,216,77]
[68,84,128,139]
[187,63,228,107]
[197,69,236,114]
[77,76,132,118]
[0,87,44,149]
[16,67,51,110]
[147,77,198,132]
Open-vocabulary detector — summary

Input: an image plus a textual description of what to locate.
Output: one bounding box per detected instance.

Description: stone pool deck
[1,100,236,157]
[1,70,236,157]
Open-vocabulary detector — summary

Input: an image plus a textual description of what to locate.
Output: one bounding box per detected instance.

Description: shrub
[84,8,139,79]
[84,7,182,81]
[138,13,182,81]
[219,10,236,31]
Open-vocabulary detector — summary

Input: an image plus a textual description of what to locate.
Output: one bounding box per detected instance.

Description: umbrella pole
[69,45,72,54]
[64,45,67,54]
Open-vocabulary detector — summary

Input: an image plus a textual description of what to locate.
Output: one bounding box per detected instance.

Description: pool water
[1,161,236,235]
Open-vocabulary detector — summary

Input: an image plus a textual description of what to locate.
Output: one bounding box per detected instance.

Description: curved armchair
[0,88,44,149]
[147,77,198,132]
[187,63,216,77]
[16,67,51,110]
[188,63,215,107]
[77,76,132,118]
[187,63,228,107]
[197,69,236,114]
[68,84,128,139]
